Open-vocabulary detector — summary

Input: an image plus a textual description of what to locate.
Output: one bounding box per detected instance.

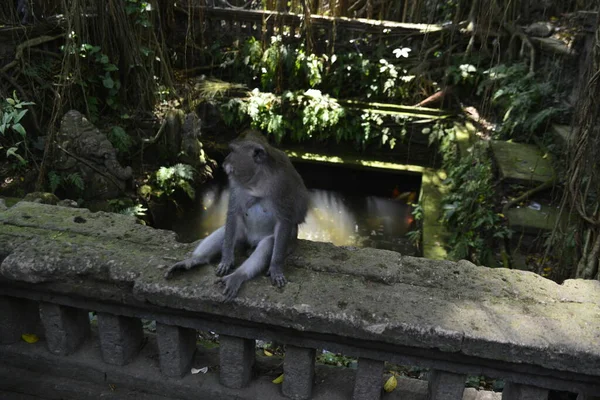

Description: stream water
[173,162,420,256]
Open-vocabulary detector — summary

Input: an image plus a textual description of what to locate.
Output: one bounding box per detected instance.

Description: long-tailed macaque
[165,130,309,301]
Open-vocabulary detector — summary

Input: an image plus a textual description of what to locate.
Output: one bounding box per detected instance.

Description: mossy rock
[491,141,554,186]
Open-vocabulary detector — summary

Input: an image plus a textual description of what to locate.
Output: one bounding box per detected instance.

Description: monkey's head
[223,130,272,189]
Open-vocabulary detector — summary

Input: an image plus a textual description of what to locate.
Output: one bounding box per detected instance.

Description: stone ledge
[490,141,554,186]
[1,201,600,380]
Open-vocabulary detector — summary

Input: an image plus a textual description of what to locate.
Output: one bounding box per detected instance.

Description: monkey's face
[223,139,269,189]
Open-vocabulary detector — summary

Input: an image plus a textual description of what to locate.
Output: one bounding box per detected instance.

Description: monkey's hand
[216,259,234,276]
[219,273,244,302]
[267,264,287,287]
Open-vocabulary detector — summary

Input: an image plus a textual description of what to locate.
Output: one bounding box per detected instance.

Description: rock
[525,22,554,38]
[23,192,59,205]
[57,199,79,208]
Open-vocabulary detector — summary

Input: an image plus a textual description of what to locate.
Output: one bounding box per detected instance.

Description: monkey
[165,130,309,301]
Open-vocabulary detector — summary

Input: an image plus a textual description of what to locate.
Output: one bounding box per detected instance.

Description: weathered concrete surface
[1,202,600,380]
[490,141,554,185]
[506,205,569,234]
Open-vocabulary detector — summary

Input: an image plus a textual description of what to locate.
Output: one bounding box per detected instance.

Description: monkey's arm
[217,189,241,276]
[220,235,274,301]
[267,221,294,287]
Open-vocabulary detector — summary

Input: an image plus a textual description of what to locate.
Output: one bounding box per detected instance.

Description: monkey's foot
[219,273,244,302]
[267,266,287,288]
[164,259,194,279]
[216,260,234,276]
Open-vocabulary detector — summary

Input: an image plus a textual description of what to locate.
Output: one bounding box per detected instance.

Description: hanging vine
[562,11,600,279]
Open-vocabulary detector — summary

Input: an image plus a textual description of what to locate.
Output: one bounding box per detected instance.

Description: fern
[108,126,133,153]
[525,107,560,133]
[66,173,85,191]
[178,180,195,200]
[120,204,147,217]
[48,171,61,193]
[172,163,194,180]
[153,163,196,200]
[478,63,563,139]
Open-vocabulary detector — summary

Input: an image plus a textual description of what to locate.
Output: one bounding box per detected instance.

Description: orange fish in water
[392,189,417,204]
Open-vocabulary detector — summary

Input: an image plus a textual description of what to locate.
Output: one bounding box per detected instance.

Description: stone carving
[54,110,132,200]
[163,110,215,176]
[179,111,205,167]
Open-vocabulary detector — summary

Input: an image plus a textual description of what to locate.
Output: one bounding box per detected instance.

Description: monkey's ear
[252,145,268,163]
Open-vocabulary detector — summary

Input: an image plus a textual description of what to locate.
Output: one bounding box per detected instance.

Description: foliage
[406,203,423,247]
[446,63,481,86]
[0,92,35,166]
[423,122,457,162]
[317,350,356,368]
[227,36,416,103]
[441,144,512,266]
[61,40,122,122]
[221,88,410,148]
[477,63,563,139]
[108,126,134,154]
[48,171,85,194]
[124,0,153,28]
[139,163,196,201]
[294,89,345,140]
[120,204,148,218]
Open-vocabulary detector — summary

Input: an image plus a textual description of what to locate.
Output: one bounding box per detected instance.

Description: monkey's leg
[267,222,294,287]
[164,226,226,279]
[220,235,274,301]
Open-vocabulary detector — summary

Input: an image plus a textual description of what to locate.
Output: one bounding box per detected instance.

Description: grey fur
[165,130,309,301]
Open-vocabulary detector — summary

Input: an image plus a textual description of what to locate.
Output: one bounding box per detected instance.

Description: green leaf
[12,123,26,137]
[13,109,28,123]
[103,76,115,89]
[104,63,119,72]
[6,147,26,164]
[48,171,61,193]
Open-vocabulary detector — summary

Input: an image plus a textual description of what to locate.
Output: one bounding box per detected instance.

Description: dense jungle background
[1,0,599,285]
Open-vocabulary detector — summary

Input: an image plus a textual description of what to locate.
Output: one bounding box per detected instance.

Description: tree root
[501,178,556,215]
[505,23,536,74]
[1,34,63,73]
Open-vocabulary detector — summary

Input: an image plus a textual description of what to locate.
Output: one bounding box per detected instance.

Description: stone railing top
[1,201,600,378]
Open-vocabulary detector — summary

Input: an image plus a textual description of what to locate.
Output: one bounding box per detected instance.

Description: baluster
[427,370,466,399]
[156,322,197,378]
[97,313,143,365]
[266,21,274,39]
[282,345,315,400]
[39,302,89,355]
[234,20,241,37]
[502,382,549,399]
[219,335,255,388]
[352,358,384,400]
[0,296,40,344]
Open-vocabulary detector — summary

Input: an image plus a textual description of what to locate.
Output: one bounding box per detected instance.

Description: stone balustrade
[1,201,599,399]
